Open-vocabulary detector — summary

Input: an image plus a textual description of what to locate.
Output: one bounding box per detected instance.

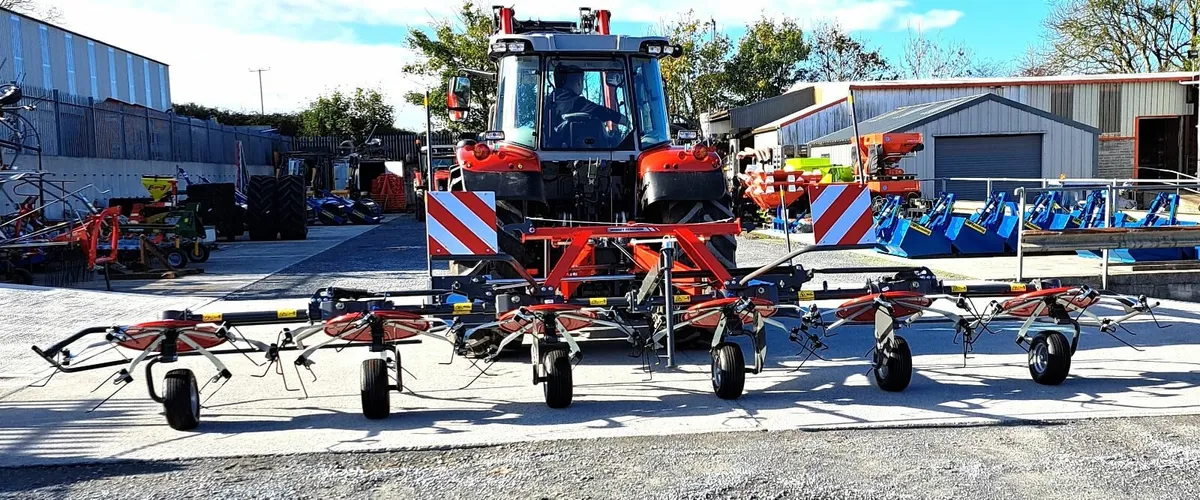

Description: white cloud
[42,0,960,130]
[897,9,964,31]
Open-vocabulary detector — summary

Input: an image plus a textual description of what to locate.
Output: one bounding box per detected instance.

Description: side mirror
[447,76,471,112]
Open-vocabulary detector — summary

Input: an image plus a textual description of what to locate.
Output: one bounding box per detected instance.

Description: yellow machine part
[141,176,177,202]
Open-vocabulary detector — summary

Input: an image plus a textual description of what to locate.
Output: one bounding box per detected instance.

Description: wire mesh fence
[6,84,290,166]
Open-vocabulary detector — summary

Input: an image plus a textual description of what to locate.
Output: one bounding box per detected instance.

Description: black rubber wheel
[659,198,737,269]
[873,335,912,392]
[360,358,390,419]
[5,268,33,285]
[1028,331,1071,385]
[318,201,345,225]
[163,248,188,269]
[542,348,573,409]
[711,342,746,400]
[276,175,308,240]
[246,175,277,241]
[163,368,200,430]
[187,243,210,263]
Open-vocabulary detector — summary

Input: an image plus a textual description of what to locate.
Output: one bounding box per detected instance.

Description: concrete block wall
[1,155,272,217]
[1098,138,1135,179]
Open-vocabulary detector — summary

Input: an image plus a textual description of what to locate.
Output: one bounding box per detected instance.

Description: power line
[249,68,270,114]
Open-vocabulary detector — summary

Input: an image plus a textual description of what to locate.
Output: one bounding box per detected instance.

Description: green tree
[1043,0,1197,73]
[656,12,733,127]
[724,16,811,106]
[805,23,895,81]
[402,1,495,133]
[298,88,400,139]
[172,103,304,136]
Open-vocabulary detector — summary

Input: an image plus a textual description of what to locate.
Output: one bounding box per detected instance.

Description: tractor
[442,6,734,289]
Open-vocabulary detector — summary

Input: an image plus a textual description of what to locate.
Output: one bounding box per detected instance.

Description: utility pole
[708,18,716,42]
[249,68,270,114]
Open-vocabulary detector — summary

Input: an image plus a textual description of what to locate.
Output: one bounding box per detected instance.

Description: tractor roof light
[473,142,492,161]
[490,42,508,53]
[506,42,524,52]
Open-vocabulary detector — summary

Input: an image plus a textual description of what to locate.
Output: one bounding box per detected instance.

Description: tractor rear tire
[360,358,391,419]
[660,198,737,269]
[276,175,308,240]
[163,369,201,430]
[247,175,277,241]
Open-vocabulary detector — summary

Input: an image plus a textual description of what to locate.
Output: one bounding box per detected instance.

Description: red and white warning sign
[806,183,876,246]
[426,191,498,256]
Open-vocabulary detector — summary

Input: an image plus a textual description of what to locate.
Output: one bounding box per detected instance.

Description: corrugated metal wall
[0,10,170,111]
[778,104,850,147]
[784,81,1190,149]
[808,99,1097,196]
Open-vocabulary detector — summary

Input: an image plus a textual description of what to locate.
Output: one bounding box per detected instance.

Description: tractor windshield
[630,57,671,150]
[542,58,633,150]
[492,55,540,148]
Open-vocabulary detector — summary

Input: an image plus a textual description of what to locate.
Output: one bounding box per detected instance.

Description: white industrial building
[808,94,1100,199]
[739,72,1198,183]
[1,7,171,110]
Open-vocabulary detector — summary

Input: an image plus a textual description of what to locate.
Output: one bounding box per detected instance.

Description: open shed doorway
[1136,116,1195,179]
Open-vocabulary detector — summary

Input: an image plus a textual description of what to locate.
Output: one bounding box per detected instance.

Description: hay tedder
[30,7,1166,431]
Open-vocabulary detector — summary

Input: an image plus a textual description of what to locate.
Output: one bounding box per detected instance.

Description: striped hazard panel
[805,183,876,246]
[426,191,498,256]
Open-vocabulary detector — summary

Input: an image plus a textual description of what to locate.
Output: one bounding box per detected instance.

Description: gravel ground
[4,415,1199,499]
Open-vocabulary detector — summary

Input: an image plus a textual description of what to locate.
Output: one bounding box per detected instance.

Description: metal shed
[808,93,1100,200]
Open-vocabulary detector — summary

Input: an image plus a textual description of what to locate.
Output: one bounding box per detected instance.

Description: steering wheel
[553,112,593,135]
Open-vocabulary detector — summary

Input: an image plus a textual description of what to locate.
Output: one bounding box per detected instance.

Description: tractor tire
[660,198,737,269]
[711,342,746,400]
[542,348,573,409]
[163,368,201,430]
[275,175,308,240]
[247,175,277,241]
[1028,331,1071,385]
[360,358,391,419]
[873,335,913,392]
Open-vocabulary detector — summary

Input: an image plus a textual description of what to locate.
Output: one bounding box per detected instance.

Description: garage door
[934,135,1043,201]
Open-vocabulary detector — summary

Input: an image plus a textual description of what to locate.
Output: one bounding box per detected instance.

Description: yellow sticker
[453,302,473,315]
[588,297,608,306]
[1009,283,1028,292]
[201,312,222,322]
[276,309,298,319]
[674,295,690,304]
[797,290,815,301]
[1024,221,1039,231]
[909,223,932,236]
[950,284,968,293]
[964,220,987,234]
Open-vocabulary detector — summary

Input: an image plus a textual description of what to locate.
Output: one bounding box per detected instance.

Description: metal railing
[1014,182,1200,289]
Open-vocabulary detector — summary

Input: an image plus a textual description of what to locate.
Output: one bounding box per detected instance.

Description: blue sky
[53,1,1055,130]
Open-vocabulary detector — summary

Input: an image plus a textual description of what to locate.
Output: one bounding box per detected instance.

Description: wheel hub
[1032,342,1049,374]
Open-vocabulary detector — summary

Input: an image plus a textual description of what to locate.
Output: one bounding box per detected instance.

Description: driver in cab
[551,67,630,128]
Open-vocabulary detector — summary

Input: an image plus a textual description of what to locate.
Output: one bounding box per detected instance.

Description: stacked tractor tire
[247,175,309,241]
[185,183,245,241]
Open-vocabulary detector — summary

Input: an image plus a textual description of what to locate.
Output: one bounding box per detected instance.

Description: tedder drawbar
[30,186,1164,431]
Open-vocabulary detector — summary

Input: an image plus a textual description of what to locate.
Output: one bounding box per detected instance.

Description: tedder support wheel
[163,368,201,430]
[360,358,390,419]
[164,248,188,269]
[188,244,211,263]
[873,336,912,392]
[711,342,746,400]
[1028,331,1071,385]
[542,349,573,409]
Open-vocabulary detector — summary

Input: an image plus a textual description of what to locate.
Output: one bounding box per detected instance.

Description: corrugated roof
[808,93,1100,147]
[788,71,1198,93]
[752,97,848,134]
[728,87,815,130]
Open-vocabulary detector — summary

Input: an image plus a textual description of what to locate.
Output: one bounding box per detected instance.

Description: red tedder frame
[522,221,741,296]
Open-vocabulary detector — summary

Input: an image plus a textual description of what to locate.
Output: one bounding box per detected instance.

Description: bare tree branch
[0,0,64,23]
